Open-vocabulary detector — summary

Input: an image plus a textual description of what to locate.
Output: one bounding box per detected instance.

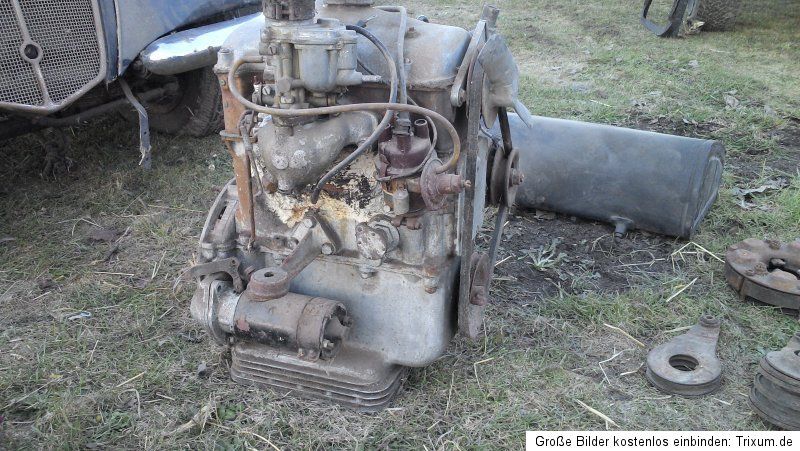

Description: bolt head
[321,243,334,255]
[510,169,525,186]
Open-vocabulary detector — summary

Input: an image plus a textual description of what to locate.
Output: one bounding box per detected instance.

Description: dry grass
[1,0,799,448]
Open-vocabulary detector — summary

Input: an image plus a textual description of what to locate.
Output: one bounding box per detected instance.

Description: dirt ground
[1,0,799,449]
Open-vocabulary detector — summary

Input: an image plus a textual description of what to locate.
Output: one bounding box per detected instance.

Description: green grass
[1,0,799,448]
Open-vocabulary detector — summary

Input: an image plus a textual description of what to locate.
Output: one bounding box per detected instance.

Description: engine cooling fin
[230,342,407,411]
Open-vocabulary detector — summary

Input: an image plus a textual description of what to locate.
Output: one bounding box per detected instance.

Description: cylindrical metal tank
[500,113,724,238]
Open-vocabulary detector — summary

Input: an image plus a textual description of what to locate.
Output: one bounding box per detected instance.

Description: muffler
[502,113,724,238]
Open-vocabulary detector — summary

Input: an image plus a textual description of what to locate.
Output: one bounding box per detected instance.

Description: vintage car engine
[189,0,524,409]
[189,0,725,410]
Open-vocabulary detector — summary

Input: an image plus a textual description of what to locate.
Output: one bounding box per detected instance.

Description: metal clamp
[119,79,152,169]
[189,257,243,293]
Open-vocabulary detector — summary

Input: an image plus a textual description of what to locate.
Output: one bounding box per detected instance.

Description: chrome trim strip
[139,13,262,76]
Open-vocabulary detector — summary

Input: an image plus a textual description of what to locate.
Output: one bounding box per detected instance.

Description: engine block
[188,0,526,409]
[187,0,726,411]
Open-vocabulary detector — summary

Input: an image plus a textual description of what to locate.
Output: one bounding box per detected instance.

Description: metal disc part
[488,146,523,208]
[725,238,800,310]
[645,314,722,397]
[503,147,521,207]
[750,333,800,430]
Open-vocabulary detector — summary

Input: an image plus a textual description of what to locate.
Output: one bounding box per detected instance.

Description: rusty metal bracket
[725,238,800,311]
[119,79,152,169]
[457,27,518,339]
[641,0,690,38]
[245,213,339,301]
[450,20,487,107]
[468,253,491,307]
[750,332,800,430]
[646,314,722,396]
[456,21,489,339]
[189,257,243,293]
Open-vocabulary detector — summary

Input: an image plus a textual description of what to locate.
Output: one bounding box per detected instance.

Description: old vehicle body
[0,0,259,153]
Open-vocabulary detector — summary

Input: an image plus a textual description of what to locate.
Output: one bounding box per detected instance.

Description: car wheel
[687,0,743,31]
[125,67,223,138]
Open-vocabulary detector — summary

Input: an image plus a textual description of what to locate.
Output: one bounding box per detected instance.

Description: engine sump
[230,342,408,411]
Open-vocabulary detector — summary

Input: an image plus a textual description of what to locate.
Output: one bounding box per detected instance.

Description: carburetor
[190,0,528,409]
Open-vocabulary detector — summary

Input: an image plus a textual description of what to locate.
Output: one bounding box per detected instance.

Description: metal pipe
[375,6,408,105]
[32,84,178,128]
[227,56,461,176]
[1,85,177,141]
[310,24,398,203]
[500,113,724,238]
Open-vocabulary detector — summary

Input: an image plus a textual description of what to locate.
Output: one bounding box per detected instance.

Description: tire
[124,67,223,138]
[687,0,743,31]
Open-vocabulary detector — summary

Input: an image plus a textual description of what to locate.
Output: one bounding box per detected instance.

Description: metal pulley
[750,333,800,430]
[489,145,522,208]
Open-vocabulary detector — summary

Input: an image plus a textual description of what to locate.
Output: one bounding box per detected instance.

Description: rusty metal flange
[726,238,800,310]
[645,314,722,396]
[749,333,800,430]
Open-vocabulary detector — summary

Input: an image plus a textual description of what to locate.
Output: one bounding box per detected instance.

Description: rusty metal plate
[460,253,491,339]
[750,333,800,430]
[725,238,800,310]
[645,315,722,396]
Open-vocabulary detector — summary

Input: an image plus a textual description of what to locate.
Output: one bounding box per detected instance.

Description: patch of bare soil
[480,211,679,303]
[631,115,724,137]
[726,124,800,179]
[521,24,558,47]
[768,125,800,174]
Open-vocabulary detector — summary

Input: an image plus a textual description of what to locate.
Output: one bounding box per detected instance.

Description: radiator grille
[0,0,42,106]
[0,0,105,113]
